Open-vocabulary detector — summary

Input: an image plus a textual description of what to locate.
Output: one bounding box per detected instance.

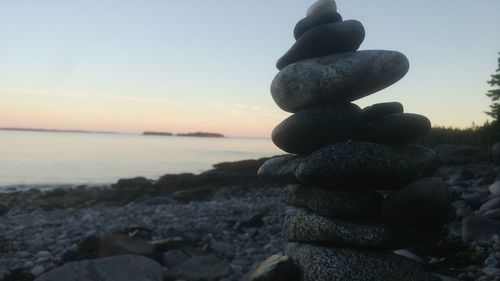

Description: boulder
[34,255,162,281]
[296,142,437,189]
[271,103,363,154]
[271,50,409,112]
[282,185,382,220]
[287,243,428,281]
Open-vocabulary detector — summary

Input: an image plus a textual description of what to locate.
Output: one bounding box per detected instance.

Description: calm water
[0,130,281,190]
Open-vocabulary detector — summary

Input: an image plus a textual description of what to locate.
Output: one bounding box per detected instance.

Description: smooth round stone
[272,103,363,154]
[362,102,404,124]
[287,243,428,281]
[365,113,431,145]
[281,185,382,220]
[381,178,456,229]
[294,12,342,40]
[489,181,500,195]
[296,141,438,189]
[306,0,337,17]
[257,155,303,183]
[276,20,365,70]
[272,50,409,112]
[283,208,438,249]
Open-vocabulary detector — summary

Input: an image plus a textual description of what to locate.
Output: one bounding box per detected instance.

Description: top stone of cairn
[307,0,337,17]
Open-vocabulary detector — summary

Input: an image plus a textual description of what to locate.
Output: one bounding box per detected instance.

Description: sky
[1,0,499,138]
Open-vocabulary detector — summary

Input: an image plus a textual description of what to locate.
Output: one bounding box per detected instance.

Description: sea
[0,130,282,192]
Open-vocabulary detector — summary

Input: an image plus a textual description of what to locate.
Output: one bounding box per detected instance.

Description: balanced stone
[365,113,431,145]
[257,155,303,182]
[272,103,363,154]
[283,208,437,249]
[276,20,365,70]
[296,141,437,188]
[294,12,343,40]
[382,178,456,229]
[306,0,337,17]
[282,185,382,220]
[272,50,409,112]
[362,102,404,124]
[287,243,429,281]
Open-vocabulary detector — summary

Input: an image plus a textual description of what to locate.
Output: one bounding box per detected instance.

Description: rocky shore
[0,144,499,281]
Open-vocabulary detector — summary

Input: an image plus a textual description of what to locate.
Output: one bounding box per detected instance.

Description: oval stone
[365,113,431,145]
[272,103,363,154]
[296,141,438,188]
[287,243,429,281]
[283,208,438,249]
[294,12,342,40]
[271,50,409,112]
[306,0,337,17]
[257,155,303,183]
[276,20,365,70]
[362,102,404,124]
[281,185,382,220]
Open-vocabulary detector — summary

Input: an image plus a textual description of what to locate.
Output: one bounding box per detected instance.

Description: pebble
[30,265,45,276]
[362,102,404,124]
[294,12,342,39]
[306,0,337,17]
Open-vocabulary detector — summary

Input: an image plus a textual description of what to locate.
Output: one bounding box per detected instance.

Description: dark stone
[381,178,455,229]
[478,197,500,214]
[272,50,409,112]
[362,102,404,124]
[296,141,438,189]
[277,20,365,70]
[257,155,303,183]
[365,113,431,145]
[293,12,342,39]
[169,254,232,281]
[98,234,155,258]
[34,255,163,281]
[0,202,9,216]
[283,208,437,249]
[247,255,298,281]
[281,185,382,220]
[272,103,363,154]
[493,142,500,164]
[462,216,500,242]
[287,243,428,281]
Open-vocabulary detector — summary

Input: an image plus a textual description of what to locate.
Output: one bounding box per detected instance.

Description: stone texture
[272,50,409,112]
[362,102,404,124]
[170,254,232,281]
[365,113,431,145]
[34,255,162,281]
[462,216,500,242]
[294,12,342,40]
[281,185,382,220]
[478,197,500,214]
[98,234,154,258]
[276,20,365,70]
[493,142,500,164]
[272,103,363,154]
[287,243,428,281]
[382,178,456,229]
[257,155,303,182]
[489,181,500,195]
[248,255,298,281]
[306,0,337,17]
[283,208,437,249]
[296,141,438,189]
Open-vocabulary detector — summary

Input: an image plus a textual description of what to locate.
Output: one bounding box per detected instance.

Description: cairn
[257,0,455,280]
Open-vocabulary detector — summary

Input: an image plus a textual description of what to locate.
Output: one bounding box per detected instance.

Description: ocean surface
[0,130,282,191]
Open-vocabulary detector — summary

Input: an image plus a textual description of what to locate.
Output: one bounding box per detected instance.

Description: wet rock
[34,255,162,281]
[287,243,428,281]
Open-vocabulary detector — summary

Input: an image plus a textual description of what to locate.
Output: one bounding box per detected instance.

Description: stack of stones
[258,0,456,280]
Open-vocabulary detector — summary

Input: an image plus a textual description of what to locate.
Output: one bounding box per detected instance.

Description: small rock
[162,250,189,268]
[171,255,232,281]
[478,197,500,214]
[0,202,9,216]
[98,234,155,258]
[365,113,431,145]
[362,102,404,124]
[30,265,45,277]
[294,12,342,39]
[247,255,298,281]
[462,216,500,242]
[257,155,303,182]
[14,251,31,259]
[306,0,337,17]
[489,181,500,195]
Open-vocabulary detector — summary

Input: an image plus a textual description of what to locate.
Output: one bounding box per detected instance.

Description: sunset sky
[1,0,500,137]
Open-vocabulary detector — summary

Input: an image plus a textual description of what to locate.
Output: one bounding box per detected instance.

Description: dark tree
[486,52,500,121]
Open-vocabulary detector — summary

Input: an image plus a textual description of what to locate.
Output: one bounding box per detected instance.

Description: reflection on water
[0,130,281,188]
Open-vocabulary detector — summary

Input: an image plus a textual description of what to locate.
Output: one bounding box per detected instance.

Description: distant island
[177,132,225,138]
[143,131,173,136]
[0,128,117,134]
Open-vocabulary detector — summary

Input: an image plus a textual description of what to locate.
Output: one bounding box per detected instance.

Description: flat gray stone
[382,178,455,229]
[294,12,342,39]
[257,155,303,182]
[296,141,438,189]
[271,103,363,154]
[281,185,382,220]
[365,113,431,145]
[362,102,404,124]
[287,243,428,281]
[271,50,409,112]
[283,207,437,249]
[478,196,500,214]
[34,255,162,281]
[277,20,364,70]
